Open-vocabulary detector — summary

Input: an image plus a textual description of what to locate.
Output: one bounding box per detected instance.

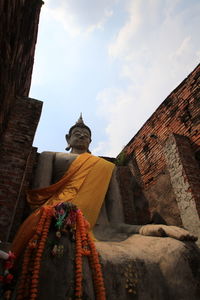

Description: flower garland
[87,234,106,300]
[5,202,106,300]
[16,206,52,300]
[51,203,106,299]
[0,250,15,299]
[75,209,106,300]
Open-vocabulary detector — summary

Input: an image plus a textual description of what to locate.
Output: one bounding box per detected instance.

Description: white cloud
[43,2,81,37]
[44,0,116,37]
[108,0,141,59]
[95,86,149,156]
[95,0,200,156]
[86,9,114,34]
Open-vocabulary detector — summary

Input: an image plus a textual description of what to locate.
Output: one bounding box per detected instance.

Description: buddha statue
[31,115,197,242]
[9,115,200,300]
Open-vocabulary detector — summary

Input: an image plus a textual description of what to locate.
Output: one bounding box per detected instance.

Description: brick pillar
[164,133,200,243]
[0,96,42,241]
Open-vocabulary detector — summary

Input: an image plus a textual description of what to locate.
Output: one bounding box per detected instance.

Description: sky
[30,0,200,157]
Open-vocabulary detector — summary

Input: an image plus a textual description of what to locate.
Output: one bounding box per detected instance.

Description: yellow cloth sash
[12,153,115,257]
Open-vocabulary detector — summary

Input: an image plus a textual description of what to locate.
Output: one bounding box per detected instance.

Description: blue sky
[30,0,200,157]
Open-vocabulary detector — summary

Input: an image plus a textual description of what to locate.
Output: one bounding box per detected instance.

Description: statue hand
[139,224,198,242]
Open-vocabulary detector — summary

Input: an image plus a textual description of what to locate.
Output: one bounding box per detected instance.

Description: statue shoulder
[52,152,78,183]
[38,151,56,161]
[38,151,77,163]
[32,151,56,189]
[33,151,78,188]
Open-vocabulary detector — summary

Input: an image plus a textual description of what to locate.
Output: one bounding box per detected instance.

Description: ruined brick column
[0,97,42,242]
[0,0,43,134]
[164,133,200,243]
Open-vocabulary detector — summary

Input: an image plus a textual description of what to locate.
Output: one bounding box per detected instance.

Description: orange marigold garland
[30,208,52,300]
[87,234,106,300]
[52,204,106,299]
[16,245,32,299]
[8,202,106,300]
[75,209,106,300]
[75,226,83,299]
[16,206,52,300]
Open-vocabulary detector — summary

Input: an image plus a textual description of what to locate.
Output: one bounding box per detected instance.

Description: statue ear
[65,134,71,151]
[65,134,69,142]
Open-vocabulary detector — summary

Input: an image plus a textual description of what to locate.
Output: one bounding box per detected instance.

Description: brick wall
[119,64,200,228]
[123,63,200,188]
[0,96,42,241]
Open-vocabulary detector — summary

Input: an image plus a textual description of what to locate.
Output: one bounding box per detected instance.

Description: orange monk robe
[12,153,115,258]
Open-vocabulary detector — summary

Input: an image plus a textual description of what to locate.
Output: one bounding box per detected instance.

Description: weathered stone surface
[97,236,200,300]
[143,172,182,226]
[164,134,200,244]
[15,233,200,300]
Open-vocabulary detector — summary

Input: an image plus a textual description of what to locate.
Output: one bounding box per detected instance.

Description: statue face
[68,127,91,152]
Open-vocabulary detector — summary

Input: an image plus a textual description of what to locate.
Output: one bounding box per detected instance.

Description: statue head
[65,114,92,154]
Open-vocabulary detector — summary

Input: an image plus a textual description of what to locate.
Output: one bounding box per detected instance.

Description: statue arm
[105,166,142,235]
[105,166,124,223]
[32,151,55,189]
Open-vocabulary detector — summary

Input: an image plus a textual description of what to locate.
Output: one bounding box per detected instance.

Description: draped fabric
[12,153,115,258]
